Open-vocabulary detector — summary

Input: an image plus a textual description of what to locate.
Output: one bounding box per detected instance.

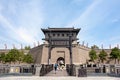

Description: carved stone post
[48,33,52,65]
[69,34,72,65]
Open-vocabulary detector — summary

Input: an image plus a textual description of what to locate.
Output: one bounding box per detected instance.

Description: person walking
[54,62,58,74]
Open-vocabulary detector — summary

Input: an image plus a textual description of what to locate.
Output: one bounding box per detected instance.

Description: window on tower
[57,34,60,36]
[53,34,55,37]
[48,34,50,37]
[67,34,69,36]
[62,34,64,37]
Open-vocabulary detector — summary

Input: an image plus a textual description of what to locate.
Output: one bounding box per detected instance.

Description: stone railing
[0,64,40,76]
[78,68,87,77]
[66,64,76,76]
[0,64,54,76]
[0,64,10,74]
[66,64,87,77]
[40,64,53,76]
[108,64,120,77]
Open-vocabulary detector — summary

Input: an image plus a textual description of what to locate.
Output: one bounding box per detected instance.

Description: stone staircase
[45,69,69,76]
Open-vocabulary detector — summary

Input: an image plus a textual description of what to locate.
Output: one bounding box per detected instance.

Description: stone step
[45,69,69,76]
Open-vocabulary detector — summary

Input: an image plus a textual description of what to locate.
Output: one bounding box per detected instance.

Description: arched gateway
[57,57,65,65]
[41,28,80,65]
[29,27,90,65]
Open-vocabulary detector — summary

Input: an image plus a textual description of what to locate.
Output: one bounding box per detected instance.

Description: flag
[4,44,7,49]
[86,43,88,47]
[101,44,103,49]
[21,44,23,49]
[13,44,15,49]
[117,44,119,49]
[38,41,40,46]
[34,42,36,47]
[82,41,84,46]
[109,44,111,49]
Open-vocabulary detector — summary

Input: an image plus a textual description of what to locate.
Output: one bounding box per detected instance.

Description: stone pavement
[0,69,119,80]
[45,69,69,76]
[0,76,119,80]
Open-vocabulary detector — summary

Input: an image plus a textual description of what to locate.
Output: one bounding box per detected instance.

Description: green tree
[118,52,120,64]
[0,53,6,63]
[17,51,24,63]
[89,49,97,63]
[24,46,31,50]
[5,49,20,63]
[5,53,11,63]
[23,54,33,63]
[91,45,99,49]
[110,47,120,64]
[99,50,108,63]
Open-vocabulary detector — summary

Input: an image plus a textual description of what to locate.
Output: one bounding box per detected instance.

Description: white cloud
[0,13,43,48]
[111,18,119,23]
[65,0,107,48]
[17,27,36,43]
[0,0,44,49]
[0,14,29,43]
[0,15,14,30]
[66,0,103,30]
[109,36,120,42]
[0,5,3,12]
[94,36,120,49]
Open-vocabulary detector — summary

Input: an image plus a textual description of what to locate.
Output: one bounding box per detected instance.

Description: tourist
[61,64,64,70]
[54,62,58,74]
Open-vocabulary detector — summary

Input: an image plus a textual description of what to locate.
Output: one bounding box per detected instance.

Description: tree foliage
[0,52,6,63]
[110,47,120,64]
[118,52,120,63]
[89,49,97,62]
[91,45,99,49]
[4,53,11,63]
[99,50,108,63]
[24,46,31,50]
[17,51,24,63]
[5,49,20,63]
[23,54,33,63]
[0,49,33,64]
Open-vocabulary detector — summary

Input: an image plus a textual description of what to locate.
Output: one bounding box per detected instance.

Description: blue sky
[0,0,120,49]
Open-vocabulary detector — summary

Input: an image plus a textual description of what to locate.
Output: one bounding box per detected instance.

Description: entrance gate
[41,28,80,65]
[57,57,65,66]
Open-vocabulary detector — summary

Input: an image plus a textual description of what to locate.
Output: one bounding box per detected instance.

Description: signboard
[51,41,69,46]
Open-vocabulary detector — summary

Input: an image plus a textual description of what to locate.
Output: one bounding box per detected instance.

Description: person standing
[54,62,58,74]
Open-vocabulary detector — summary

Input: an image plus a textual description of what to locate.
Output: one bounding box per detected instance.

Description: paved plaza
[0,69,119,80]
[45,69,68,76]
[0,76,119,80]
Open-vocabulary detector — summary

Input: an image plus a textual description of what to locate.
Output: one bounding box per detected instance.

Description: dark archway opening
[57,57,65,66]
